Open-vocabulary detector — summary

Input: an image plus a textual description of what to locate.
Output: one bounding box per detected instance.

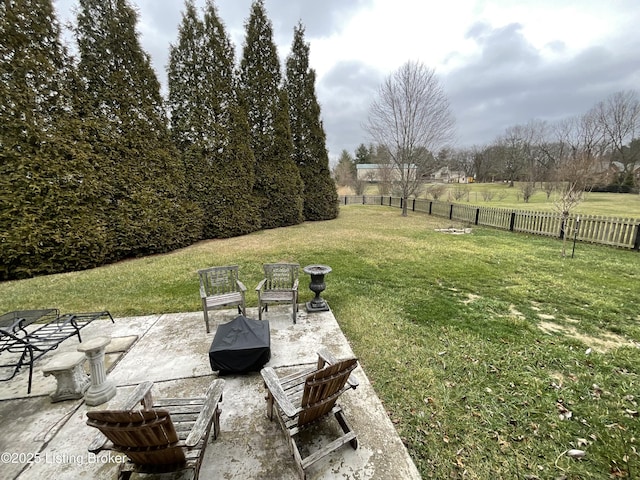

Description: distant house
[593,160,640,185]
[429,166,468,184]
[357,164,469,183]
[356,164,418,182]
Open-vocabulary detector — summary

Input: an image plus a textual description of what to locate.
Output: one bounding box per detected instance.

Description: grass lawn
[351,182,640,218]
[1,206,638,478]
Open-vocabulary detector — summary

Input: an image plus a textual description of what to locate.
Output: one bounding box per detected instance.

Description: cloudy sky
[53,0,640,161]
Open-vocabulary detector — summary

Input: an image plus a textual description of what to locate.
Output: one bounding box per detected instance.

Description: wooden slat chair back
[264,263,298,290]
[86,379,224,480]
[298,358,358,427]
[260,348,359,479]
[256,263,299,323]
[86,409,185,467]
[198,265,246,333]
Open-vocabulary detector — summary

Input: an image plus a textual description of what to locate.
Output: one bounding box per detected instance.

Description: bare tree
[427,184,447,201]
[595,90,640,188]
[552,111,607,257]
[475,144,502,182]
[496,123,538,186]
[333,149,355,188]
[372,144,394,195]
[518,181,536,202]
[365,60,455,215]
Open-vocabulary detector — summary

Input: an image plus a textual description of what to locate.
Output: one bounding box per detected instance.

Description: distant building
[593,160,640,185]
[356,164,418,182]
[357,164,469,183]
[429,166,468,184]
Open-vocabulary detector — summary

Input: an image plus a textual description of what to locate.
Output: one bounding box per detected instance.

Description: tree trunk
[402,196,408,216]
[561,212,569,257]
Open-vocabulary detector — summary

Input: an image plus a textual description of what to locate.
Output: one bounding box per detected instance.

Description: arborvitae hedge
[75,0,201,261]
[1,0,337,280]
[286,23,338,221]
[253,89,304,228]
[239,0,304,229]
[168,0,260,239]
[0,0,107,280]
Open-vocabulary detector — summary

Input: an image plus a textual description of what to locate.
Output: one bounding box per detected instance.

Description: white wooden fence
[340,196,640,251]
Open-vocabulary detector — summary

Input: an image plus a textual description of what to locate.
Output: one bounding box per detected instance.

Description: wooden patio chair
[86,379,224,480]
[198,265,246,333]
[260,347,359,479]
[255,263,299,323]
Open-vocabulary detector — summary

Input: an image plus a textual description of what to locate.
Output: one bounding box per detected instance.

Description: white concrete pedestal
[42,352,90,402]
[78,336,116,406]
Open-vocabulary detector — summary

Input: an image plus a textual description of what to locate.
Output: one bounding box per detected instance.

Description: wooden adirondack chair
[255,263,299,323]
[260,347,359,479]
[86,379,224,480]
[198,265,247,333]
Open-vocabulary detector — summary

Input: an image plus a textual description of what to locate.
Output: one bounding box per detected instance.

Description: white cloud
[51,0,640,156]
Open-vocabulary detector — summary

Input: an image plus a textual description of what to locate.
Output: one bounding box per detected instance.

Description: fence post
[449,204,454,220]
[475,208,480,225]
[400,197,403,210]
[559,219,565,239]
[510,212,516,231]
[362,195,365,205]
[634,224,640,250]
[429,201,433,215]
[380,196,383,206]
[412,199,416,211]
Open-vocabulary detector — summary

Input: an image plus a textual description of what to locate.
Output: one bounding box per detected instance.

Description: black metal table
[0,309,114,393]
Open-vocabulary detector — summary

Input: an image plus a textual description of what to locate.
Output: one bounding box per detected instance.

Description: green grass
[1,206,639,478]
[360,182,640,218]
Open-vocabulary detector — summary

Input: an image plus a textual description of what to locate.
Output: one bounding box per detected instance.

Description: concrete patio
[0,306,421,479]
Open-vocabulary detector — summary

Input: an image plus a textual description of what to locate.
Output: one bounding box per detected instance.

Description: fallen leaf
[567,449,586,458]
[556,402,573,420]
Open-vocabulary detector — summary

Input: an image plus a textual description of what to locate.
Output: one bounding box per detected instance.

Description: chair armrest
[261,367,299,418]
[292,279,299,291]
[317,346,336,366]
[87,381,154,453]
[236,280,247,292]
[317,348,359,389]
[185,379,225,447]
[199,284,207,300]
[122,381,155,410]
[255,279,267,292]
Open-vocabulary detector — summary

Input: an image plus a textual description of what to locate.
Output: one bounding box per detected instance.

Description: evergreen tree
[285,23,338,220]
[75,0,201,260]
[0,0,106,279]
[333,150,356,187]
[168,0,260,238]
[355,143,373,164]
[238,0,303,228]
[168,0,206,154]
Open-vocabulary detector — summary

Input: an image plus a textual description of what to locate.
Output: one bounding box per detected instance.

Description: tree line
[466,91,640,195]
[0,0,337,280]
[336,90,640,199]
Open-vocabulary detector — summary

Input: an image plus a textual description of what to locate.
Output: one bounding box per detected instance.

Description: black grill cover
[208,315,271,374]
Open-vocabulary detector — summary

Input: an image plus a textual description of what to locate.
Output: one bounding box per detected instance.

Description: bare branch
[364,60,455,215]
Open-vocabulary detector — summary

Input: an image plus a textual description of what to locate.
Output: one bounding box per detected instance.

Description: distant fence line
[340,195,640,251]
